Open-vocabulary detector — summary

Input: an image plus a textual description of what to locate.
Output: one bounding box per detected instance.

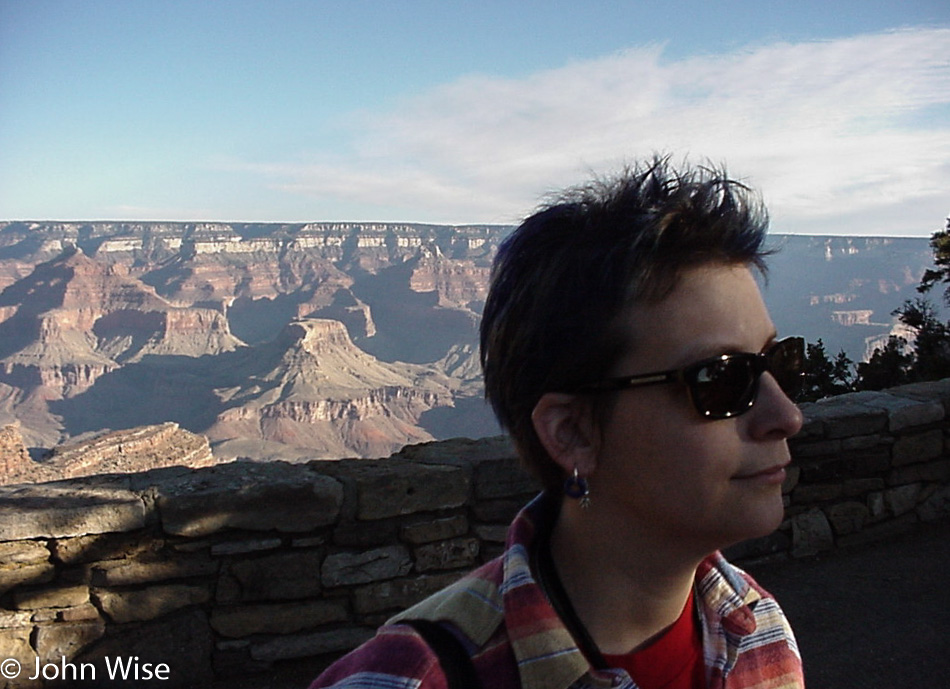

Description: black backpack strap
[403,619,480,689]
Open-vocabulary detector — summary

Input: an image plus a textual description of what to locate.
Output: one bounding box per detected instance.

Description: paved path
[747,519,950,687]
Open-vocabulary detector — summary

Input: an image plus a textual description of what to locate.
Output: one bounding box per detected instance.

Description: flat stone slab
[805,395,888,439]
[0,540,50,565]
[847,390,944,432]
[324,459,469,520]
[321,545,412,587]
[0,479,145,540]
[250,627,374,662]
[154,461,344,537]
[96,584,211,624]
[210,600,347,637]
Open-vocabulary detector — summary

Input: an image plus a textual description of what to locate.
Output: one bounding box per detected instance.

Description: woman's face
[590,263,803,553]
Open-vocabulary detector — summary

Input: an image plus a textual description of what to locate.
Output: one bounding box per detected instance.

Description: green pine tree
[801,339,854,401]
[855,336,913,390]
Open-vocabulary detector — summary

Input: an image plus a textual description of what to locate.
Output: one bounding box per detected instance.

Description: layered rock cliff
[0,222,504,475]
[0,422,215,486]
[0,221,937,481]
[0,247,241,399]
[205,319,456,460]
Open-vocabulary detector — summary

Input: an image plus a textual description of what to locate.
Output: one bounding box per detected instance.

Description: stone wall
[1,382,950,688]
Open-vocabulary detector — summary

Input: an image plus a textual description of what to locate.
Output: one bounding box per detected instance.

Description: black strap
[532,526,609,670]
[403,619,480,689]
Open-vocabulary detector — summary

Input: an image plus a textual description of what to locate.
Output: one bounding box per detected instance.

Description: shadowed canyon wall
[1,381,950,688]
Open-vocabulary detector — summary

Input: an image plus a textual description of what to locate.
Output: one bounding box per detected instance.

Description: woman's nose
[747,372,804,441]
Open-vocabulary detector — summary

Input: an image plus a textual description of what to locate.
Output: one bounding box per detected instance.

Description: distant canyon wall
[0,222,938,470]
[0,222,503,462]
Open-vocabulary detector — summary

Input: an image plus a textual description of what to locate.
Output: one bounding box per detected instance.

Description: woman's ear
[531,393,600,477]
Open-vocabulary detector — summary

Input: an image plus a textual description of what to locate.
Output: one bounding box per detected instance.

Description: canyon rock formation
[0,422,215,486]
[0,222,938,483]
[0,222,502,481]
[0,425,31,479]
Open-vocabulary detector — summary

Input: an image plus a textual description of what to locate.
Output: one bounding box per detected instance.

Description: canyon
[0,222,498,481]
[0,221,940,482]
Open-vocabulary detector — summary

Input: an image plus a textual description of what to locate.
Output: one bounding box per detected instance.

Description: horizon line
[0,219,936,239]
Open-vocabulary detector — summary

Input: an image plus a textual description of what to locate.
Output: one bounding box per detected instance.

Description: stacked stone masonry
[2,382,950,688]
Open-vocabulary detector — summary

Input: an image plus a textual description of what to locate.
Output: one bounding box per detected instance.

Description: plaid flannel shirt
[310,493,804,689]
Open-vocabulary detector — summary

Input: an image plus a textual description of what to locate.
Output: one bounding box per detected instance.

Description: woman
[310,158,806,689]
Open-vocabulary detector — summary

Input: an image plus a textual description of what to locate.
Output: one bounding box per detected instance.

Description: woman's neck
[548,499,704,656]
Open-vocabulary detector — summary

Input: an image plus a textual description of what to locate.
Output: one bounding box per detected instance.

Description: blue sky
[1,1,948,235]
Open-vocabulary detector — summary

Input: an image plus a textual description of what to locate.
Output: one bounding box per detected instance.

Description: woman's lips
[733,462,789,484]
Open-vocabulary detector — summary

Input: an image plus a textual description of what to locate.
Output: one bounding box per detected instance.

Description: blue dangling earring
[564,467,591,509]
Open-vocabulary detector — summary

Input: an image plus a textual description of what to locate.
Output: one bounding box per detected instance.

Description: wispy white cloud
[237,27,950,234]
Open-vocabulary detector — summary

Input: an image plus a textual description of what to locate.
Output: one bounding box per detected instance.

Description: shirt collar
[392,492,762,689]
[695,552,762,637]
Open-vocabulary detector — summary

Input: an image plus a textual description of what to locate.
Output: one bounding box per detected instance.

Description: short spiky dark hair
[479,157,771,492]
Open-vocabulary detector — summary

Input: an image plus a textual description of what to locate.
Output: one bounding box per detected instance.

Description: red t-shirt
[601,593,706,689]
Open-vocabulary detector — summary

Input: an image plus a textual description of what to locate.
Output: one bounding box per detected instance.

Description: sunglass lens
[768,338,805,399]
[691,357,757,417]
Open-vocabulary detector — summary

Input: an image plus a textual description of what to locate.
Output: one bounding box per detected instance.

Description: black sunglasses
[574,336,804,419]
